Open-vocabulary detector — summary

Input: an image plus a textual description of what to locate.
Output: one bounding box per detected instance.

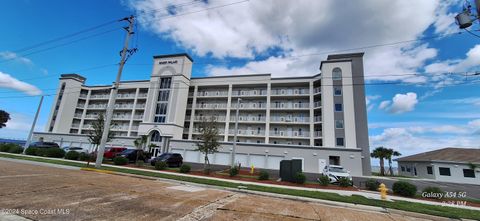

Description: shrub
[113,156,129,165]
[7,145,23,154]
[179,164,191,173]
[338,177,352,187]
[392,181,417,197]
[294,172,306,184]
[318,174,330,186]
[79,152,92,161]
[365,179,380,191]
[45,148,65,158]
[0,144,13,152]
[155,161,168,170]
[25,147,38,156]
[422,186,443,197]
[35,148,48,157]
[258,171,269,180]
[65,151,80,160]
[229,166,239,177]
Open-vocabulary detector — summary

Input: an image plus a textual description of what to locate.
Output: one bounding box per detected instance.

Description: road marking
[167,185,206,192]
[177,194,242,221]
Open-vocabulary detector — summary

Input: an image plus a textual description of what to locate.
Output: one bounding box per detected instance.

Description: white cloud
[366,95,380,111]
[129,0,457,81]
[379,92,418,114]
[2,112,44,139]
[0,71,42,95]
[0,51,33,65]
[425,44,480,74]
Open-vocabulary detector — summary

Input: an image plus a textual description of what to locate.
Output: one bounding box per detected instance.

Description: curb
[80,167,114,174]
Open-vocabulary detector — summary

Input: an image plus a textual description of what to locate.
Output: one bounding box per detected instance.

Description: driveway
[0,158,445,221]
[354,176,480,199]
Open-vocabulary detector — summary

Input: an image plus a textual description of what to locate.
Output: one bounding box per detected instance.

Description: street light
[230,97,241,167]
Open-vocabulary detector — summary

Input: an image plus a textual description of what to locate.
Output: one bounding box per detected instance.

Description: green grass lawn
[1,153,479,220]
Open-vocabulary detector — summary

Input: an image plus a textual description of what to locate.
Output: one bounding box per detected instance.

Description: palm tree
[371,147,390,176]
[133,135,148,165]
[386,148,401,176]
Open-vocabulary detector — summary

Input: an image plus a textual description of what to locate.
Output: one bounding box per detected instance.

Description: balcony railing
[138,93,148,98]
[229,129,265,136]
[74,113,83,118]
[230,116,266,122]
[87,104,107,109]
[135,104,146,109]
[231,90,267,96]
[90,94,109,99]
[271,88,309,96]
[270,103,309,109]
[133,115,143,120]
[79,94,88,99]
[314,87,321,94]
[111,125,129,131]
[270,116,309,123]
[195,103,228,109]
[112,115,130,120]
[192,128,226,134]
[71,124,80,128]
[114,104,133,109]
[314,131,322,137]
[314,115,322,122]
[130,126,139,130]
[314,101,321,108]
[117,94,136,99]
[196,91,229,97]
[194,116,227,122]
[231,103,266,109]
[269,131,310,138]
[76,104,85,109]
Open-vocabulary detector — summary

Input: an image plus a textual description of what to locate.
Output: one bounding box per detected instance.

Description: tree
[133,135,148,165]
[371,147,390,176]
[468,162,478,171]
[195,116,220,174]
[0,110,10,129]
[385,148,401,176]
[86,113,113,166]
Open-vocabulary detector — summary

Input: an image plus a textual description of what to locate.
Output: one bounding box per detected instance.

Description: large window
[335,120,344,129]
[463,169,475,178]
[334,87,342,96]
[154,77,171,123]
[332,67,342,80]
[335,103,343,112]
[150,131,162,142]
[439,167,451,176]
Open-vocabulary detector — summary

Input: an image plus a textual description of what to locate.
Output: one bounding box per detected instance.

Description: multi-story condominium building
[33,52,371,176]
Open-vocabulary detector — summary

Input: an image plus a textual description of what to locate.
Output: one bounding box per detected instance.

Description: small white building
[396,148,480,185]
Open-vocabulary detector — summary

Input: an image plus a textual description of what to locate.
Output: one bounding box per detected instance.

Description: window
[401,166,405,172]
[335,103,343,112]
[159,77,172,89]
[332,67,342,80]
[150,131,162,142]
[154,77,171,123]
[336,137,344,146]
[335,120,344,129]
[439,167,451,176]
[334,87,342,96]
[427,166,433,175]
[329,156,340,165]
[463,169,475,178]
[157,91,169,101]
[406,167,411,172]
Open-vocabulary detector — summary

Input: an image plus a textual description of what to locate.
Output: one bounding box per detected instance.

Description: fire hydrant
[250,165,255,174]
[378,183,388,200]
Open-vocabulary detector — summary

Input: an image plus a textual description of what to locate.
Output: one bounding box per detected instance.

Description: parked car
[116,149,147,162]
[322,165,352,183]
[150,153,183,167]
[29,141,59,149]
[63,147,88,154]
[104,147,127,159]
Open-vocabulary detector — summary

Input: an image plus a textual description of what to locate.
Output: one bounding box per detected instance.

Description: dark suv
[29,142,60,148]
[150,153,183,167]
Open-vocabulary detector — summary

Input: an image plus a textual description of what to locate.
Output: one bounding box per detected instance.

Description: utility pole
[95,16,136,168]
[230,98,241,167]
[476,0,480,19]
[23,95,43,153]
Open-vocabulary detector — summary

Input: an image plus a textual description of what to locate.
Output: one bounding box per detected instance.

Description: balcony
[194,116,226,122]
[135,104,146,109]
[314,115,322,122]
[314,87,321,94]
[137,93,148,99]
[133,115,143,120]
[117,93,136,99]
[196,91,228,97]
[111,125,129,131]
[231,103,266,109]
[74,113,83,118]
[90,94,110,99]
[82,125,93,130]
[271,88,309,96]
[270,116,309,124]
[231,90,267,97]
[71,124,80,129]
[230,116,266,122]
[114,104,133,109]
[270,103,309,109]
[192,128,226,135]
[76,104,85,109]
[195,103,228,109]
[314,131,322,137]
[79,94,88,99]
[87,104,107,109]
[130,126,139,130]
[112,115,131,120]
[314,101,321,108]
[229,129,265,136]
[269,131,310,138]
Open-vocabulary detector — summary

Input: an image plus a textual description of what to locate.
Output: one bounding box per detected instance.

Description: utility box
[279,159,302,182]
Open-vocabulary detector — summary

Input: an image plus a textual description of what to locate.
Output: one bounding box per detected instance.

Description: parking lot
[0,158,448,221]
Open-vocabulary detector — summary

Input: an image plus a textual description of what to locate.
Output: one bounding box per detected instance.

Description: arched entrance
[149,130,163,157]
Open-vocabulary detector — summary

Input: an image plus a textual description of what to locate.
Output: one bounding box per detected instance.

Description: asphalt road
[0,158,445,221]
[353,176,480,199]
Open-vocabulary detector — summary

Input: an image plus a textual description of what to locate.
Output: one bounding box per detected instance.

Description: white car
[322,165,352,184]
[63,147,88,154]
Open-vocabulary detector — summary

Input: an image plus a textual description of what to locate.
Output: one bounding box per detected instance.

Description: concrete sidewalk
[1,153,479,211]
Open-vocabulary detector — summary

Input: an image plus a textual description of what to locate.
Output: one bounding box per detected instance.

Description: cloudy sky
[0,0,479,164]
